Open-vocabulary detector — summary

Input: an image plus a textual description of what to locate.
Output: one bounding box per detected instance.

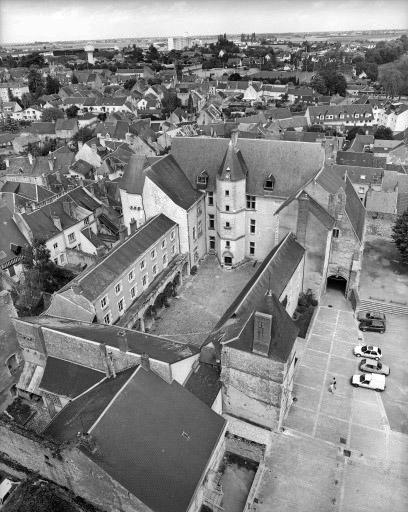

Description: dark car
[359,319,386,333]
[357,311,386,323]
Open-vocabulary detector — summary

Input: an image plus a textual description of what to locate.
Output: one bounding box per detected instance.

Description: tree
[374,125,393,140]
[308,124,325,133]
[66,105,79,118]
[42,107,64,122]
[228,73,241,81]
[379,64,403,97]
[72,74,79,84]
[364,62,378,81]
[310,74,327,95]
[346,126,364,141]
[72,127,94,147]
[21,92,34,109]
[392,209,408,264]
[124,78,137,90]
[187,94,194,113]
[45,75,60,94]
[21,52,45,67]
[28,68,44,97]
[161,92,181,114]
[146,44,159,61]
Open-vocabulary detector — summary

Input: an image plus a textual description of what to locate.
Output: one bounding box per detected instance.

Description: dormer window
[225,167,231,180]
[196,170,208,188]
[264,174,275,191]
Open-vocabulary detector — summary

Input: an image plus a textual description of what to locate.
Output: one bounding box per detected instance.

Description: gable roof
[336,150,387,168]
[171,137,325,198]
[44,366,225,512]
[39,356,105,399]
[0,206,27,267]
[146,154,202,210]
[345,176,366,242]
[119,154,151,195]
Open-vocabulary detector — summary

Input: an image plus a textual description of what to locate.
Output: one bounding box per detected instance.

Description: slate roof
[348,134,374,152]
[55,118,77,131]
[217,140,248,181]
[146,154,203,210]
[0,181,54,202]
[44,366,226,512]
[24,315,199,364]
[329,164,383,186]
[39,356,105,399]
[119,154,150,194]
[336,151,387,168]
[171,137,325,198]
[66,214,176,302]
[185,363,221,407]
[27,122,56,136]
[345,177,366,242]
[0,206,27,267]
[205,233,304,360]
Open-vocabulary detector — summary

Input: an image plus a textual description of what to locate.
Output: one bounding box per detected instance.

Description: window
[249,241,255,255]
[115,282,122,294]
[53,242,58,249]
[161,239,166,249]
[209,214,215,229]
[225,241,230,248]
[84,217,89,225]
[225,222,231,230]
[340,113,345,119]
[68,232,76,243]
[171,245,175,254]
[208,192,214,206]
[192,227,196,240]
[250,219,256,234]
[198,220,202,237]
[151,249,156,260]
[130,286,136,299]
[197,171,208,187]
[140,259,145,270]
[332,228,340,238]
[326,115,333,119]
[197,205,202,216]
[358,187,365,194]
[225,205,230,212]
[246,195,256,209]
[118,298,124,312]
[101,296,108,309]
[60,254,65,264]
[225,190,230,197]
[103,312,111,324]
[128,270,134,282]
[194,251,199,262]
[264,174,275,191]
[355,113,359,118]
[142,275,148,287]
[170,230,175,240]
[163,254,167,265]
[152,264,157,275]
[53,258,58,265]
[209,235,215,250]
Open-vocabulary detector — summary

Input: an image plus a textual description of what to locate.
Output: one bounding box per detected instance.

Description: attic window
[264,174,275,191]
[181,431,191,440]
[196,170,208,187]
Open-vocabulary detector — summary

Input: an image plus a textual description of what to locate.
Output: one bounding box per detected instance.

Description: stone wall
[225,433,265,463]
[365,213,396,241]
[0,419,152,512]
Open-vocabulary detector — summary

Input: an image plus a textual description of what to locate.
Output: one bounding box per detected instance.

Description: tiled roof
[27,122,56,135]
[39,356,105,399]
[44,366,225,512]
[55,118,77,131]
[184,363,221,407]
[336,151,386,168]
[67,214,176,302]
[171,137,325,198]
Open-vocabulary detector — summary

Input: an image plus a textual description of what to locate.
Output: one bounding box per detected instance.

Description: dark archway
[327,275,347,295]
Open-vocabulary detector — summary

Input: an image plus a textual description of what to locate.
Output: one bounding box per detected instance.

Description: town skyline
[0,0,407,44]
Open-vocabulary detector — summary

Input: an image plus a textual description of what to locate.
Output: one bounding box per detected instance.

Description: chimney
[230,129,238,147]
[91,143,97,153]
[28,153,33,165]
[4,158,9,168]
[78,141,83,150]
[48,156,54,171]
[78,433,97,453]
[62,199,72,217]
[130,219,137,234]
[117,330,128,352]
[141,352,150,370]
[252,311,273,356]
[119,224,127,242]
[51,214,62,231]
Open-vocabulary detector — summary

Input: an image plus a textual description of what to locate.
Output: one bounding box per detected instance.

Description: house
[0,82,29,102]
[287,87,319,105]
[24,121,56,141]
[55,118,78,140]
[0,180,55,212]
[378,103,408,133]
[336,150,387,168]
[196,104,223,125]
[11,106,43,121]
[120,155,206,270]
[13,187,103,266]
[306,104,375,133]
[44,214,188,329]
[261,84,288,101]
[0,101,22,117]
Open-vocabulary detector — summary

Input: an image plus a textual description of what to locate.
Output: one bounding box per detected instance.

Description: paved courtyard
[252,289,408,512]
[149,255,257,347]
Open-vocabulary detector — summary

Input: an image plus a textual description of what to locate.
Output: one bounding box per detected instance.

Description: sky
[0,0,407,44]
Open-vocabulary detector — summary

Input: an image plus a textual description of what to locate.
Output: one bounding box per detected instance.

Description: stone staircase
[358,298,408,316]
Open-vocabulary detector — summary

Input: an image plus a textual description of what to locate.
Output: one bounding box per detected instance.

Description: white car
[353,345,382,360]
[351,373,386,391]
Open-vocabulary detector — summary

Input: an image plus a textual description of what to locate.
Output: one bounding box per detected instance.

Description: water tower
[84,44,95,65]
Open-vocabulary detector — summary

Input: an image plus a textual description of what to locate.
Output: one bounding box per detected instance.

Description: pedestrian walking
[328,383,335,394]
[331,377,337,391]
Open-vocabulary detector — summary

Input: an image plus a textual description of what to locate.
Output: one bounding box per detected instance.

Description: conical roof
[217,139,248,182]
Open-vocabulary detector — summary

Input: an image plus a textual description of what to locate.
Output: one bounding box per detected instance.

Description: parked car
[359,319,386,333]
[351,373,386,391]
[359,358,390,376]
[357,311,386,322]
[354,345,382,360]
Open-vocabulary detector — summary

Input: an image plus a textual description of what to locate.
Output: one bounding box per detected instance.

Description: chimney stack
[141,352,150,370]
[230,129,238,147]
[51,214,62,231]
[130,219,137,234]
[48,156,54,171]
[4,158,9,168]
[28,153,33,165]
[119,224,127,242]
[252,311,273,356]
[117,331,128,352]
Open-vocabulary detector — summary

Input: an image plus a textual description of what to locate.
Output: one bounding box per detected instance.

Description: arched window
[196,170,208,188]
[264,174,275,191]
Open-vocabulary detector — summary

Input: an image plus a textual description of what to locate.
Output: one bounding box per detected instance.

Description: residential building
[378,103,408,133]
[11,106,43,121]
[0,206,27,281]
[0,82,29,101]
[305,104,375,132]
[55,118,78,140]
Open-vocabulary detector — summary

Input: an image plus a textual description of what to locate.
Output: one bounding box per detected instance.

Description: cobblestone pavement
[252,290,408,512]
[149,255,257,347]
